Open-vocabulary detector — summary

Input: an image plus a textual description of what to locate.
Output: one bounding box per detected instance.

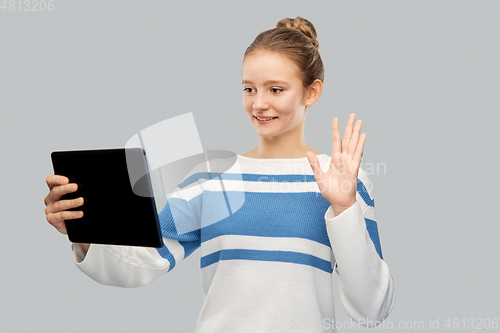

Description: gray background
[1,0,499,332]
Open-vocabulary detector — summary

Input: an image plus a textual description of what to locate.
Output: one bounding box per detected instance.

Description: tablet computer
[51,148,163,248]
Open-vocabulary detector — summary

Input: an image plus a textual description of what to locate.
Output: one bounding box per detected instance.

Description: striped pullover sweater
[73,154,395,332]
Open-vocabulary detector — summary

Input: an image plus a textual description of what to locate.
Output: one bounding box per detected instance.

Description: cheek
[276,95,300,115]
[242,96,252,112]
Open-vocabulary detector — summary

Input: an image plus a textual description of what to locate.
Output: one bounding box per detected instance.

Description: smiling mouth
[254,116,278,121]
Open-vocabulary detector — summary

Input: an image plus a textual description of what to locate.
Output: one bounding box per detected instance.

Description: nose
[252,92,269,111]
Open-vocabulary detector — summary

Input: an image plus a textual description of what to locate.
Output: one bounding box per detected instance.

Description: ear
[305,79,323,107]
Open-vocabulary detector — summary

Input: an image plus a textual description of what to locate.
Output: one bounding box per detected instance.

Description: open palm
[307,113,366,216]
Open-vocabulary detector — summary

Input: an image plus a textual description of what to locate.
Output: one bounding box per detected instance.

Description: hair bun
[276,17,319,50]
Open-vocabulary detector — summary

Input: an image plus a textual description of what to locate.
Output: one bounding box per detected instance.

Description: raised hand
[307,113,366,216]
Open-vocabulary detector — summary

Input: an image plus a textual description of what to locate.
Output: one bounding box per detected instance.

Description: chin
[255,130,281,139]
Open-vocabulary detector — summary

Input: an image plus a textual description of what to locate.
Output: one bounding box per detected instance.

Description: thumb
[306,151,323,178]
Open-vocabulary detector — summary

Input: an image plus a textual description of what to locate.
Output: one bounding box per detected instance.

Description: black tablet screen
[51,148,163,248]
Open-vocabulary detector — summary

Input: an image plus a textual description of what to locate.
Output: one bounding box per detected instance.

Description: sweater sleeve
[325,168,395,326]
[72,172,204,288]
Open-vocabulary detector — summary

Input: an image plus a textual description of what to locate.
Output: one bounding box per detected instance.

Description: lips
[254,115,278,122]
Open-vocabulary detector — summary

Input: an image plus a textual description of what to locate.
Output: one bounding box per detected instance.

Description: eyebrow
[241,79,289,86]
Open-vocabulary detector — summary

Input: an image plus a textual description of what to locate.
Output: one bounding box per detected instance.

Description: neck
[245,127,320,159]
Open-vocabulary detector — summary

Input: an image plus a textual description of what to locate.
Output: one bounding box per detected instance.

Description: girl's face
[241,51,309,140]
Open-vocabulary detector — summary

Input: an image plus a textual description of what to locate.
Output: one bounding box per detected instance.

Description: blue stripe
[180,172,373,206]
[201,192,332,247]
[215,173,234,216]
[238,174,315,183]
[179,239,201,258]
[178,172,241,188]
[357,179,374,207]
[162,195,203,234]
[179,172,315,188]
[156,243,177,272]
[201,249,333,273]
[365,218,383,259]
[156,198,202,262]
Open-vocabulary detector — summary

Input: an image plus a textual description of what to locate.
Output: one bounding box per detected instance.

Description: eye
[243,87,255,94]
[270,88,283,94]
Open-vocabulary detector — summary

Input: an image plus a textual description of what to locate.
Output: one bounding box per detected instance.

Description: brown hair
[244,17,324,87]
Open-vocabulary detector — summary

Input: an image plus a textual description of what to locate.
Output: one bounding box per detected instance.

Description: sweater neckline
[237,153,327,161]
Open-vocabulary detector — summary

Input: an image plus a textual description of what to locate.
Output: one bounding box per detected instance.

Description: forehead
[241,51,302,84]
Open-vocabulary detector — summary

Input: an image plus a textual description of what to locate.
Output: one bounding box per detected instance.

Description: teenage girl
[45,17,394,332]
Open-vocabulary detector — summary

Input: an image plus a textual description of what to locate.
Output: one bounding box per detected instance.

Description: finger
[46,212,68,234]
[342,113,356,152]
[45,197,84,215]
[330,151,342,171]
[45,183,78,206]
[46,175,69,190]
[353,133,367,167]
[306,151,323,177]
[347,119,363,157]
[331,117,342,155]
[47,210,84,235]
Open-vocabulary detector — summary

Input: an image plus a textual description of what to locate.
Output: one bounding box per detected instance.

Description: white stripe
[209,179,320,194]
[356,191,372,210]
[169,157,372,201]
[169,182,204,201]
[361,205,376,221]
[202,235,332,262]
[162,237,186,260]
[172,179,321,201]
[174,179,373,202]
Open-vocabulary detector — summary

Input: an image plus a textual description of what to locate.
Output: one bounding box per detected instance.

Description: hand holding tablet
[44,175,85,234]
